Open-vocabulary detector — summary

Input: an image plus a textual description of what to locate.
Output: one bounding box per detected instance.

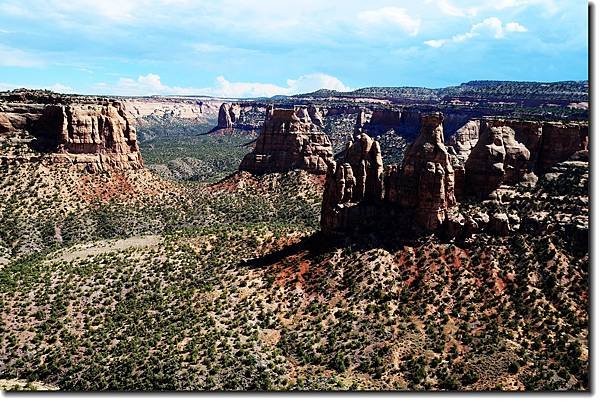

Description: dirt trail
[48,235,162,263]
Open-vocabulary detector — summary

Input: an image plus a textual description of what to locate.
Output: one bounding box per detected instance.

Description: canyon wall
[1,91,144,172]
[449,118,588,198]
[215,102,269,131]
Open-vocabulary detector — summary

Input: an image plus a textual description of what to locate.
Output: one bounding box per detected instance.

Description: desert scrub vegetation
[0,142,588,390]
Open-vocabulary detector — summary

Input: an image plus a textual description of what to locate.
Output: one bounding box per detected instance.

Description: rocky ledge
[0,90,143,172]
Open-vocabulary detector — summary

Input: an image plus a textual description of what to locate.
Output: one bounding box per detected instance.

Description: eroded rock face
[320,133,384,233]
[33,102,143,170]
[450,118,587,199]
[215,102,267,131]
[239,107,334,175]
[322,113,455,233]
[386,112,456,230]
[0,91,143,172]
[539,122,588,171]
[463,123,529,198]
[217,102,236,129]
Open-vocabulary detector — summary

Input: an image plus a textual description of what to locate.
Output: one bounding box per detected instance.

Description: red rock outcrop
[320,133,384,233]
[462,122,530,198]
[322,113,455,233]
[0,90,143,172]
[217,102,239,129]
[239,107,334,175]
[538,122,588,171]
[450,118,587,198]
[385,112,456,230]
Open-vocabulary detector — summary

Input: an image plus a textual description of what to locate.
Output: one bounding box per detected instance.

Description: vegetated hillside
[295,80,589,106]
[0,156,588,391]
[140,130,258,182]
[131,108,260,182]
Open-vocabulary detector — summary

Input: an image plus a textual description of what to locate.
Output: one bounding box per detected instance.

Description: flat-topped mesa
[0,91,143,172]
[386,112,456,230]
[239,106,334,175]
[320,133,384,233]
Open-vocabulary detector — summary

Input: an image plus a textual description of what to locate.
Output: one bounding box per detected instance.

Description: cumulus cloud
[358,7,421,36]
[424,17,528,47]
[94,72,350,98]
[505,22,528,32]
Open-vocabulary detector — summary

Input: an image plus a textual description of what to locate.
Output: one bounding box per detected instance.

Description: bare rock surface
[1,90,144,172]
[239,107,334,175]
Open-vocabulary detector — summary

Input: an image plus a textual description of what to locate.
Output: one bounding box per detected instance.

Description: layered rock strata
[215,102,268,131]
[0,90,143,172]
[449,118,588,198]
[239,107,334,175]
[322,113,455,233]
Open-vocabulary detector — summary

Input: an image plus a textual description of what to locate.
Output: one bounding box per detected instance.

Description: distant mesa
[0,90,143,172]
[239,106,334,175]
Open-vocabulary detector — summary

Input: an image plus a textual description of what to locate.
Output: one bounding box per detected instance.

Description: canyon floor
[0,122,589,391]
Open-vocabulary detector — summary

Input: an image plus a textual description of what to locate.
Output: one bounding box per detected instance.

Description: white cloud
[505,22,528,32]
[424,39,447,48]
[424,17,528,47]
[0,44,45,67]
[358,7,421,36]
[472,17,505,39]
[434,0,477,17]
[94,72,350,98]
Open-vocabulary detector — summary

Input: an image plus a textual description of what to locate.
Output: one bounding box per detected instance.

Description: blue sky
[0,0,588,97]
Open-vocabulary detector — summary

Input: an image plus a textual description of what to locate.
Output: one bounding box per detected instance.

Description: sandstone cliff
[386,112,456,230]
[0,90,143,172]
[449,118,588,198]
[321,111,588,238]
[322,113,454,233]
[239,107,334,175]
[215,102,269,132]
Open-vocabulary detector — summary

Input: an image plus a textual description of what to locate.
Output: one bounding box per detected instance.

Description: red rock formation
[322,113,455,233]
[320,133,384,233]
[538,122,588,171]
[463,122,529,198]
[239,107,333,175]
[217,102,239,129]
[0,91,143,172]
[450,118,587,198]
[386,112,455,230]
